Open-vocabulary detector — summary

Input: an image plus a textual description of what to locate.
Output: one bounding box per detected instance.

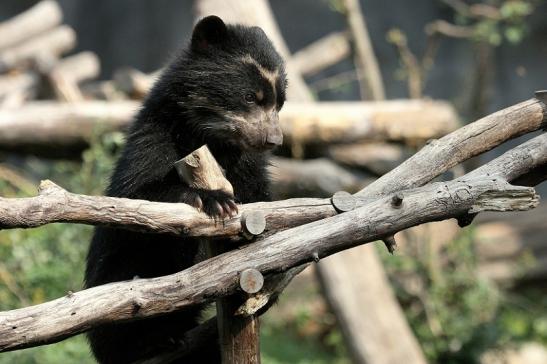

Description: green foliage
[379,228,547,363]
[0,132,123,363]
[452,0,537,46]
[261,286,350,364]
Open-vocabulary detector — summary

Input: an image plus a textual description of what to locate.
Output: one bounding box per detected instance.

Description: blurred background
[0,0,546,363]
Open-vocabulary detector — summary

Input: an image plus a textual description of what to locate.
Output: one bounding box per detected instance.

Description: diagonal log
[0,144,542,352]
[0,96,544,355]
[358,96,546,197]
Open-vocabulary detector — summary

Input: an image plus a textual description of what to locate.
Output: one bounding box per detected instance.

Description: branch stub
[331,191,356,212]
[391,193,404,208]
[382,235,397,254]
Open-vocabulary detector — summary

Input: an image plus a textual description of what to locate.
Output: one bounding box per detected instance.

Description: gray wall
[2,0,545,111]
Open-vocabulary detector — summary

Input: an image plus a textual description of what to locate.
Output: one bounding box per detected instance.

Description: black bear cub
[84,16,286,364]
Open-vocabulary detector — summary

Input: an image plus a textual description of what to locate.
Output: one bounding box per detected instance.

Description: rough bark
[357,97,547,197]
[0,151,541,352]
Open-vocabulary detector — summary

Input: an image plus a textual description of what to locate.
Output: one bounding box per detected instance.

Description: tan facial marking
[256,90,264,102]
[241,54,279,91]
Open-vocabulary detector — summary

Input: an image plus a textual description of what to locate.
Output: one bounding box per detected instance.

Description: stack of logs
[0,1,543,288]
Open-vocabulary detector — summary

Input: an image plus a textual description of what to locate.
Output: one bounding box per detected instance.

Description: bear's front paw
[180,189,238,220]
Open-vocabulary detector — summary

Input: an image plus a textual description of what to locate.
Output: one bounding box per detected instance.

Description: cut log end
[331,191,356,212]
[241,211,266,238]
[239,269,264,294]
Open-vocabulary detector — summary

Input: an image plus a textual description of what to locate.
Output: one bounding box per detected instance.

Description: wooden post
[176,145,262,364]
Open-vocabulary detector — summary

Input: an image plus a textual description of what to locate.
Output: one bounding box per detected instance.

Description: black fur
[84,16,286,364]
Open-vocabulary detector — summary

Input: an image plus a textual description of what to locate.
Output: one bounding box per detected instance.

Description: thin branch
[341,0,385,100]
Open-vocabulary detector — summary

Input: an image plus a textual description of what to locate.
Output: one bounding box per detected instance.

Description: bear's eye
[244,92,256,104]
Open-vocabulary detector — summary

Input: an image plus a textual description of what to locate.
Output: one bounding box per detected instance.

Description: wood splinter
[382,235,397,254]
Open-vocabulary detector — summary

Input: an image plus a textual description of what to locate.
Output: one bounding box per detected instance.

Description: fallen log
[47,53,100,102]
[281,100,459,145]
[0,25,76,72]
[50,51,100,84]
[0,101,137,156]
[0,72,38,107]
[269,157,372,198]
[0,99,459,156]
[0,0,63,50]
[113,67,157,99]
[328,142,411,175]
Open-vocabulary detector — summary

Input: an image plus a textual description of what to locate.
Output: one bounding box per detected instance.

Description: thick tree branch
[0,99,544,237]
[0,149,541,351]
[0,97,545,352]
[357,97,546,197]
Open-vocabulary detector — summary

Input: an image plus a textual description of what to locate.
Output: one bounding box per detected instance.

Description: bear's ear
[191,15,228,52]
